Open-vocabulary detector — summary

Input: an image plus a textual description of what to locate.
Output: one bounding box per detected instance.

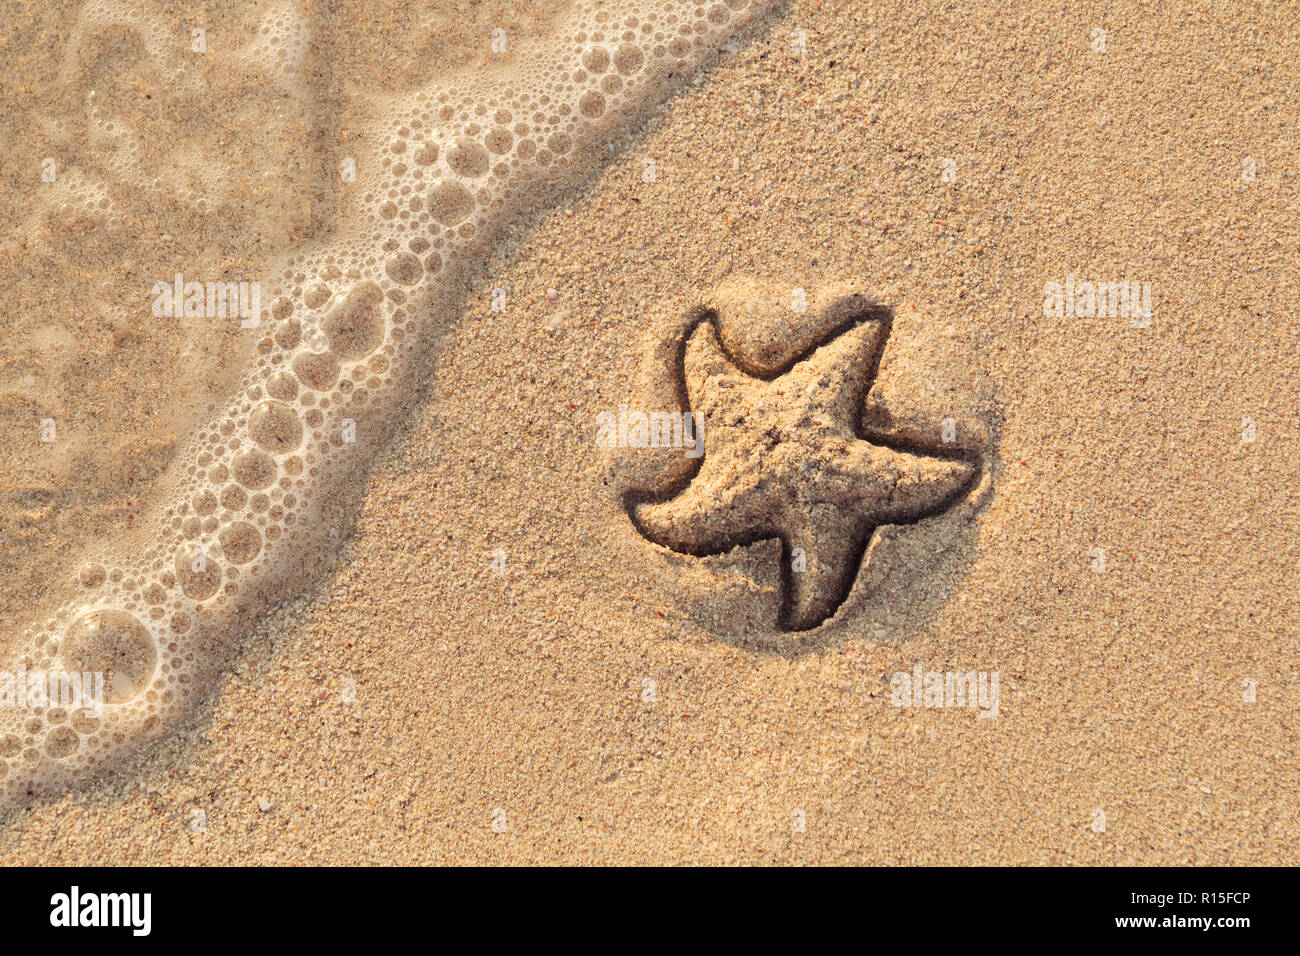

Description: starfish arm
[681,320,745,416]
[782,505,863,630]
[631,471,777,555]
[786,319,890,418]
[844,441,977,527]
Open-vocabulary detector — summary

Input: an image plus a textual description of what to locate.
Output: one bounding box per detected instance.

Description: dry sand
[0,0,1296,863]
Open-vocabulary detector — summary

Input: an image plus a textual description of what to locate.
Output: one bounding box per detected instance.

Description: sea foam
[0,0,779,801]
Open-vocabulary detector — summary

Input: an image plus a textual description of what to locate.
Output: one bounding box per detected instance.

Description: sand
[0,0,1296,864]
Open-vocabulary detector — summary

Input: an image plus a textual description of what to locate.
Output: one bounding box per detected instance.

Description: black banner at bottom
[0,865,1278,942]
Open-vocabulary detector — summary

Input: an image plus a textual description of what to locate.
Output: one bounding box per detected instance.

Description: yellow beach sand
[0,0,1295,863]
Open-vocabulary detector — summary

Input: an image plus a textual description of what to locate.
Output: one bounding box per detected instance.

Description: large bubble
[61,610,156,704]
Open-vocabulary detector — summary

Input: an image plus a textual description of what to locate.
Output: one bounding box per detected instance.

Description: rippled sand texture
[0,0,779,800]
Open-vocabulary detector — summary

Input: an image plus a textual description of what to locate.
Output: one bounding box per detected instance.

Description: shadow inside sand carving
[622,302,998,655]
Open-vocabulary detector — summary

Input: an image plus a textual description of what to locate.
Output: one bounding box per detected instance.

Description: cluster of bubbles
[0,0,769,801]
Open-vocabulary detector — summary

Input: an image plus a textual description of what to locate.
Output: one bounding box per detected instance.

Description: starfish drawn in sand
[628,304,980,631]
